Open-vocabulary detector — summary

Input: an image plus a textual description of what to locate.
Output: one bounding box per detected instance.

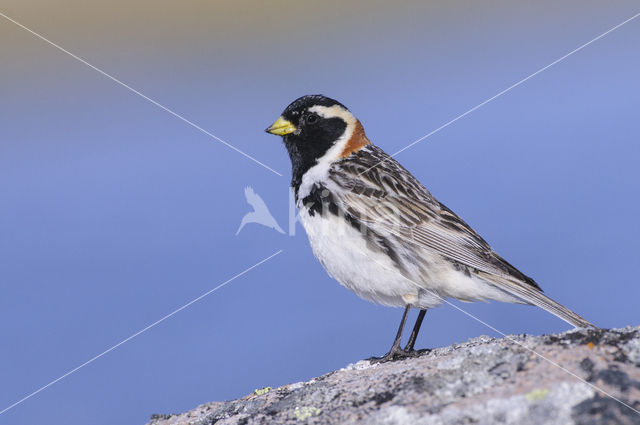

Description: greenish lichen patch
[254,387,271,396]
[525,388,549,401]
[294,406,321,420]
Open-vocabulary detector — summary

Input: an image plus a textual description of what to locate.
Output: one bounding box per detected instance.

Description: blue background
[1,1,639,424]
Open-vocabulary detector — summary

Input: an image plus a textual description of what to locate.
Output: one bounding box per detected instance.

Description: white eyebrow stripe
[309,105,357,127]
[303,105,359,166]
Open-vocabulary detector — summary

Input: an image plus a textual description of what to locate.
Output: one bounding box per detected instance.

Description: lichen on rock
[148,326,640,425]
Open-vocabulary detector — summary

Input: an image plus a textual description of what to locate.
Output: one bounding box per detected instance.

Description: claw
[368,347,429,363]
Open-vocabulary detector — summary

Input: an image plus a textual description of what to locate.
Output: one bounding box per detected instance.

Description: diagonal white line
[362,251,640,416]
[0,11,283,177]
[439,299,640,416]
[360,10,640,176]
[0,249,283,416]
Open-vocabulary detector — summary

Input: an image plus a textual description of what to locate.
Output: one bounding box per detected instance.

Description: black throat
[283,116,347,197]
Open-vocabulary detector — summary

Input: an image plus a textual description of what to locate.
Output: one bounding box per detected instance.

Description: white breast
[299,200,523,309]
[298,203,431,307]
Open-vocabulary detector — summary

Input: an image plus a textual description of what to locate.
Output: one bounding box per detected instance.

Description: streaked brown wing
[327,145,594,328]
[329,145,539,288]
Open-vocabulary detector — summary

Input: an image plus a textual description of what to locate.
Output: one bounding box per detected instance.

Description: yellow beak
[265,116,296,136]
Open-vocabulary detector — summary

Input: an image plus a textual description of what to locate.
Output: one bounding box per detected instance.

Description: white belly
[298,206,522,309]
[298,207,442,308]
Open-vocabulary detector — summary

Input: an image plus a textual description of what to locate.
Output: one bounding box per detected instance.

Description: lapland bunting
[266,95,594,361]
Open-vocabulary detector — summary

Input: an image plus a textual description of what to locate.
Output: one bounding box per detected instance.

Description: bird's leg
[404,309,427,352]
[388,304,411,355]
[371,305,411,363]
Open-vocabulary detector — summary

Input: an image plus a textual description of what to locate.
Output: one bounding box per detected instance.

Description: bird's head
[266,95,370,187]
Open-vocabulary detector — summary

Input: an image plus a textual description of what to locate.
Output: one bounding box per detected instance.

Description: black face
[274,95,349,192]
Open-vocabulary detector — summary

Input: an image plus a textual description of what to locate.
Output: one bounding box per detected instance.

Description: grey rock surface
[148,327,640,425]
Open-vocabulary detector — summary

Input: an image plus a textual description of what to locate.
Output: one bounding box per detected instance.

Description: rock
[147,327,640,425]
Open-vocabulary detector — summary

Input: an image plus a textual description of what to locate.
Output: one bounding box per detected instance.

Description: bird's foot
[403,346,430,358]
[403,341,429,354]
[368,347,429,364]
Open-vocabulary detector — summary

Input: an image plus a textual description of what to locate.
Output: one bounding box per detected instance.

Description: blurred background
[1,1,639,424]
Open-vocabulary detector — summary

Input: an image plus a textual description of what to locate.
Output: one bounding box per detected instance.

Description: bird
[236,186,285,235]
[265,94,595,361]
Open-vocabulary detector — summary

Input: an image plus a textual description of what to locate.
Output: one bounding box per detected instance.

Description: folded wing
[329,146,594,328]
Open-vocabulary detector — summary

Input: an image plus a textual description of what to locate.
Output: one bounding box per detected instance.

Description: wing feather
[329,145,594,328]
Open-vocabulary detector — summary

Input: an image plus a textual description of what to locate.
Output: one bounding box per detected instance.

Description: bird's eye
[306,113,319,124]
